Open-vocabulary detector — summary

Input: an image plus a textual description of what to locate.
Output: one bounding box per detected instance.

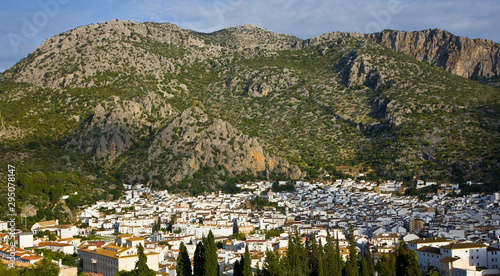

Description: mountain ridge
[3,20,499,86]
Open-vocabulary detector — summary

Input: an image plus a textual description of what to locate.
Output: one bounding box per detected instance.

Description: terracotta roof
[409,237,451,244]
[33,220,58,227]
[440,243,487,250]
[126,237,145,241]
[416,246,441,254]
[440,256,460,263]
[20,255,42,261]
[39,242,73,247]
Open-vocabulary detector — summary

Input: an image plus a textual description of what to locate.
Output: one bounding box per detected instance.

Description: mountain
[1,20,499,222]
[370,29,500,87]
[303,29,500,87]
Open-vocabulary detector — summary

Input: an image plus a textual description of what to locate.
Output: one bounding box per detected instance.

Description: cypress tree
[263,249,285,276]
[317,239,324,276]
[177,242,192,276]
[234,260,242,276]
[134,243,155,276]
[334,233,344,276]
[344,225,358,276]
[359,252,370,276]
[324,230,338,276]
[194,241,205,276]
[395,241,421,276]
[366,249,374,276]
[309,234,321,276]
[204,230,219,276]
[375,253,396,276]
[157,217,162,232]
[286,230,308,275]
[243,244,252,276]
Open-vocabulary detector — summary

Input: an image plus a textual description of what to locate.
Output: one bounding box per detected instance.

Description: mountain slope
[1,20,499,222]
[370,29,500,86]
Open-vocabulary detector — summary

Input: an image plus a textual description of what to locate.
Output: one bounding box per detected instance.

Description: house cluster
[1,179,500,275]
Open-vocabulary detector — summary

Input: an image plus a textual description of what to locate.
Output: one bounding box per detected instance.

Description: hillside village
[2,179,500,275]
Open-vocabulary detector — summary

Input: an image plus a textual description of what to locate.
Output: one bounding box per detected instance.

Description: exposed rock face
[303,29,500,86]
[66,92,174,164]
[224,67,300,97]
[141,107,301,185]
[369,29,500,82]
[338,50,386,90]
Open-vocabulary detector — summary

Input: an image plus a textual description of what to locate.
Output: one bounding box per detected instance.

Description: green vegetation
[1,21,499,222]
[115,244,155,276]
[16,258,60,276]
[32,249,78,267]
[176,242,192,276]
[203,230,219,276]
[262,227,419,276]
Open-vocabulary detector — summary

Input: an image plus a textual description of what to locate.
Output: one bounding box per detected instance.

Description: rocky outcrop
[139,107,301,186]
[204,24,301,50]
[369,29,500,82]
[224,67,300,97]
[304,29,500,86]
[338,50,386,90]
[66,92,174,164]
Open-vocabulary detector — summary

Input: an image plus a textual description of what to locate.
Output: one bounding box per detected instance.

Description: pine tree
[194,241,205,276]
[177,242,193,276]
[203,230,219,276]
[243,244,252,276]
[134,243,155,276]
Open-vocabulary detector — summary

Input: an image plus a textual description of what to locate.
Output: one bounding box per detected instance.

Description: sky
[1,0,499,72]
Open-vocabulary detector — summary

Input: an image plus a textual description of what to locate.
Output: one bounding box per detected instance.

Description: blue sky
[1,0,499,72]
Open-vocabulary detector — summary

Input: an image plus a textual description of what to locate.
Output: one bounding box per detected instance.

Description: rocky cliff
[369,29,500,85]
[117,107,301,189]
[303,29,500,86]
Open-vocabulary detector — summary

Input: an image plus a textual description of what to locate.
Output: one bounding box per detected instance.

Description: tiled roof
[440,256,460,263]
[440,243,487,250]
[416,246,441,254]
